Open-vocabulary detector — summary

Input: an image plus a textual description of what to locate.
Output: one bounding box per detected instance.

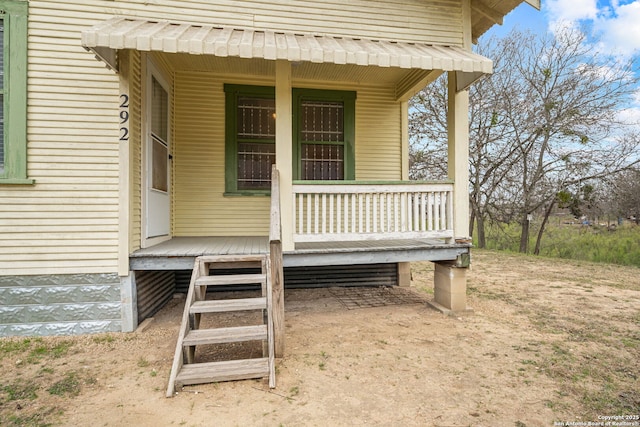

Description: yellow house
[0,0,538,344]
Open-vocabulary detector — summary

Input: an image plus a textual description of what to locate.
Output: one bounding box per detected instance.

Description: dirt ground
[1,250,639,427]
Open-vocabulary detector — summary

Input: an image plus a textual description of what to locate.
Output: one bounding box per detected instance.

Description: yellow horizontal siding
[0,4,121,275]
[33,0,463,45]
[172,72,272,236]
[356,86,403,180]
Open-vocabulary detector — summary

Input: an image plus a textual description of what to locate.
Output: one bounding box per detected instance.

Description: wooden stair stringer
[166,260,200,398]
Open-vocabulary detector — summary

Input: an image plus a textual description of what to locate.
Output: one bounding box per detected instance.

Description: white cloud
[617,107,640,126]
[546,0,599,22]
[616,88,640,125]
[544,0,640,56]
[595,1,640,56]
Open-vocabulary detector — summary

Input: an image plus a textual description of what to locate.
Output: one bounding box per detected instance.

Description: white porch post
[448,0,472,241]
[447,71,470,240]
[432,2,472,315]
[118,51,139,331]
[118,50,131,277]
[275,60,294,251]
[401,100,409,180]
[398,100,411,286]
[431,72,471,314]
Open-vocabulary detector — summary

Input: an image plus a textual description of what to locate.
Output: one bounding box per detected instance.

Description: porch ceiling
[158,53,412,86]
[81,16,492,93]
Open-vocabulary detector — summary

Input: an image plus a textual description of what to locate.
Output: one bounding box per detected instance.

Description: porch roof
[81,17,492,90]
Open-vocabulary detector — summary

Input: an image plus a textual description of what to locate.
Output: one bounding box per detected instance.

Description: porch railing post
[269,166,285,357]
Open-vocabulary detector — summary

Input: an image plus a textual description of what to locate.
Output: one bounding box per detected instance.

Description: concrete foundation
[430,261,471,314]
[397,262,411,287]
[0,273,123,336]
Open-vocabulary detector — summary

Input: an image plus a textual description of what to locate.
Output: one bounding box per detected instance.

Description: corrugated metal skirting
[135,270,176,323]
[174,264,398,292]
[284,264,398,288]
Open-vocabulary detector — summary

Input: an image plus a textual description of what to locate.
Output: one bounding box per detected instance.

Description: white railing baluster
[440,191,447,230]
[329,194,334,234]
[358,194,364,233]
[420,193,426,232]
[343,194,348,233]
[387,193,393,233]
[365,194,371,233]
[400,193,406,232]
[336,194,341,234]
[434,193,440,230]
[379,193,385,233]
[321,194,327,234]
[427,192,433,231]
[373,194,378,233]
[415,193,419,231]
[393,193,401,233]
[298,194,303,235]
[314,194,319,234]
[306,194,311,234]
[447,191,454,230]
[351,194,356,233]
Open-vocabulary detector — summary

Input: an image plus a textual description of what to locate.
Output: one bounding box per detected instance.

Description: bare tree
[410,26,640,252]
[502,28,639,252]
[409,76,448,180]
[609,166,640,224]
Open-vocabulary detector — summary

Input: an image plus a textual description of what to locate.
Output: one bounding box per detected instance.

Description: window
[225,85,275,194]
[151,76,169,193]
[224,85,355,194]
[0,0,30,184]
[294,89,355,181]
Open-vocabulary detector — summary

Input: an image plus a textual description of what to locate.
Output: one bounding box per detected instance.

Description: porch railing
[292,181,454,243]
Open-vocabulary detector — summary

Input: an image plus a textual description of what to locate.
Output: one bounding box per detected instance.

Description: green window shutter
[0,0,31,184]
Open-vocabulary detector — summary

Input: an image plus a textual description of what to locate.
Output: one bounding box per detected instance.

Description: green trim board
[0,0,31,184]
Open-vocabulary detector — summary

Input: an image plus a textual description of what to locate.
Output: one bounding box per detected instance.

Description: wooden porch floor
[129,236,470,270]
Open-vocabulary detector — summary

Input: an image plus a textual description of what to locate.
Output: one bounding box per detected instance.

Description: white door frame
[142,56,172,248]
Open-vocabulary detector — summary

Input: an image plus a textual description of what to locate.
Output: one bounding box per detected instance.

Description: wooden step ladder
[166,255,276,397]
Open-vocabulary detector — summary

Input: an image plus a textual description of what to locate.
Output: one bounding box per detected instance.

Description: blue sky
[486,0,640,55]
[482,0,640,125]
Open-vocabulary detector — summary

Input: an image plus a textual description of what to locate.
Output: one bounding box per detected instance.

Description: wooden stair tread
[190,297,267,313]
[195,273,266,287]
[183,325,267,346]
[175,358,270,386]
[198,255,266,263]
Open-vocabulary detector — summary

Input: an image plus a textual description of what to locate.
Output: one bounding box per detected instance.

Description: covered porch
[81,17,482,340]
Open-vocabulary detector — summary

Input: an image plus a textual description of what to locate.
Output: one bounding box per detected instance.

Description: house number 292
[119,94,129,141]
